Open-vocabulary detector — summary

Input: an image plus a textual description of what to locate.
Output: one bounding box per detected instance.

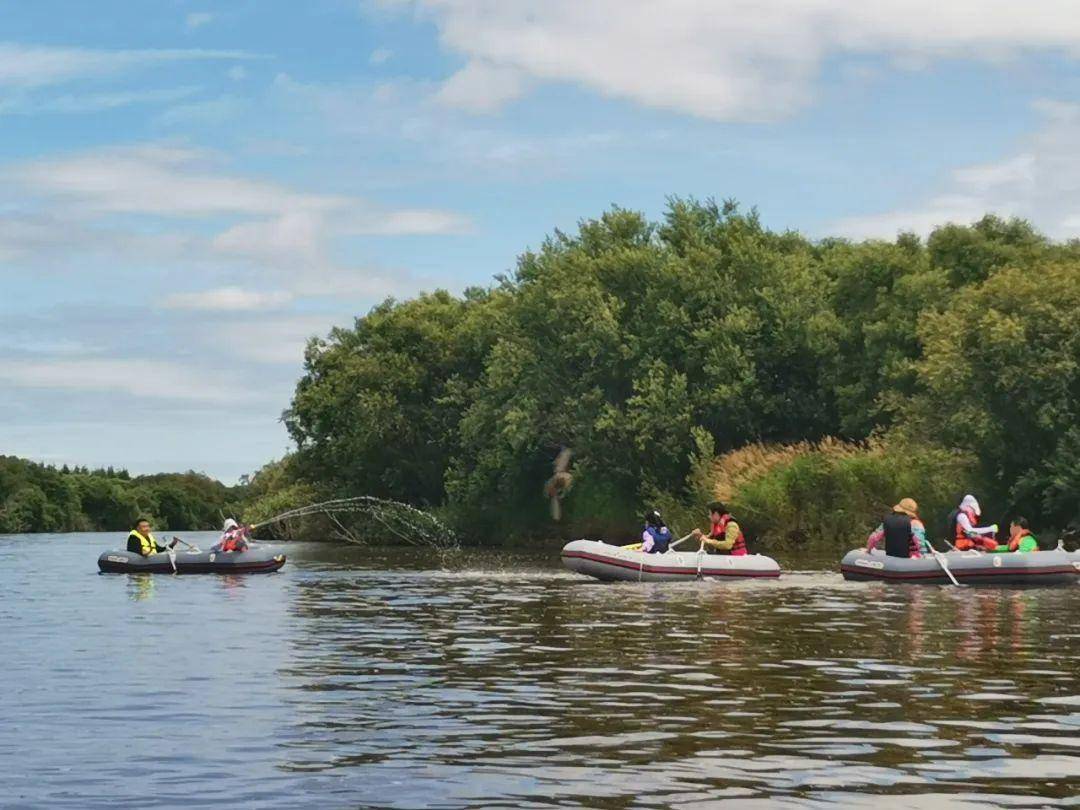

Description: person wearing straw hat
[865,498,931,558]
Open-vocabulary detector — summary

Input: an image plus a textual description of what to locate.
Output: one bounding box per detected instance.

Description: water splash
[258,496,458,550]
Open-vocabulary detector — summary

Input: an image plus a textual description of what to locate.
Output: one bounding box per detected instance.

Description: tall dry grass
[708,438,979,552]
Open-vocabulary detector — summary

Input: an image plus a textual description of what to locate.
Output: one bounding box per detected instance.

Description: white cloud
[163,287,294,311]
[1,143,470,298]
[9,144,333,217]
[832,100,1080,239]
[369,48,393,65]
[186,12,215,30]
[0,42,254,89]
[363,208,472,235]
[0,86,201,116]
[436,60,527,113]
[0,358,254,403]
[210,314,346,365]
[228,65,248,81]
[384,0,1080,121]
[9,144,470,235]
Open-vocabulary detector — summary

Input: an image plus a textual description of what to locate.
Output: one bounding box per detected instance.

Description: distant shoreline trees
[0,456,245,533]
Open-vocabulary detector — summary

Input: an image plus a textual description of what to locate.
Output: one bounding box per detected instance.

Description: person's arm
[959,512,997,537]
[911,520,931,556]
[640,530,654,553]
[866,524,884,552]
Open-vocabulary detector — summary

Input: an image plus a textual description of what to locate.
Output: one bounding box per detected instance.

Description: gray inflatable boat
[840,547,1080,586]
[561,539,781,582]
[98,545,286,575]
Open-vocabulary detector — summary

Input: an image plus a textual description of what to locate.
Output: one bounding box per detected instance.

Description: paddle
[170,536,201,552]
[620,532,695,553]
[926,542,960,586]
[668,532,697,550]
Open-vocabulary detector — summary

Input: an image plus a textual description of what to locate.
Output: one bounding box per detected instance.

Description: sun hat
[892,498,919,518]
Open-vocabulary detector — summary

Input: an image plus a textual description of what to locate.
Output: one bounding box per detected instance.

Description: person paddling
[990,517,1039,553]
[640,509,673,554]
[692,502,748,556]
[950,494,998,551]
[213,518,251,553]
[126,518,175,557]
[865,498,931,558]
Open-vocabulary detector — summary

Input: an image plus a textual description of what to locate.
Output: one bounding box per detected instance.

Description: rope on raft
[256,496,458,549]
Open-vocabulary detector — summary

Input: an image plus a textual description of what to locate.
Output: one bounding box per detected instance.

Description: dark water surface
[2,533,1080,808]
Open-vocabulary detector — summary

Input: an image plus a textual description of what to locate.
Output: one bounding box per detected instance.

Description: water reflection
[276,563,1080,808]
[126,573,155,601]
[2,536,1079,808]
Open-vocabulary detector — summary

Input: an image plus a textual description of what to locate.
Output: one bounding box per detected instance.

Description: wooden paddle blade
[554,447,572,474]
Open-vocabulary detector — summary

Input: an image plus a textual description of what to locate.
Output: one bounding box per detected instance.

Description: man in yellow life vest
[126,518,173,556]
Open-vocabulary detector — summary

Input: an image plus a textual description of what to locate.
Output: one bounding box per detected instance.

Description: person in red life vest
[213,518,251,553]
[691,501,748,556]
[989,517,1040,553]
[865,498,931,558]
[949,494,998,551]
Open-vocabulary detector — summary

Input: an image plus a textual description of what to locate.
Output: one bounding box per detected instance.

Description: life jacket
[644,525,671,553]
[711,514,748,556]
[882,513,914,558]
[217,526,249,553]
[948,507,978,543]
[1008,529,1036,552]
[127,529,159,556]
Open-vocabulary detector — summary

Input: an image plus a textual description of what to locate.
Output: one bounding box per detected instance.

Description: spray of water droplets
[257,496,458,551]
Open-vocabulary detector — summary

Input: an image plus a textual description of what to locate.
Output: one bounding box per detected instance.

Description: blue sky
[4,0,1080,482]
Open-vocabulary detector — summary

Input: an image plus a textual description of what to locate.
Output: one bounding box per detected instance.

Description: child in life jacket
[640,509,673,553]
[989,517,1039,553]
[950,495,999,551]
[214,518,251,553]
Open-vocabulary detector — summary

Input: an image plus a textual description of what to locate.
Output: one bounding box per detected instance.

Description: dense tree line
[0,456,245,533]
[10,200,1077,542]
[282,199,1080,540]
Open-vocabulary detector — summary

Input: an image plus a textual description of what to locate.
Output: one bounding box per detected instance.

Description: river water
[2,533,1079,808]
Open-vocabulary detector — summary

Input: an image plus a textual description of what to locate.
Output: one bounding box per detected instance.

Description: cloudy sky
[4,1,1080,482]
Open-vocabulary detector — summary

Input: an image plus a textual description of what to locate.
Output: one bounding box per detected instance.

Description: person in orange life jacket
[691,501,748,556]
[213,518,251,553]
[949,494,999,551]
[126,518,177,556]
[865,498,931,558]
[989,517,1040,553]
[640,509,673,553]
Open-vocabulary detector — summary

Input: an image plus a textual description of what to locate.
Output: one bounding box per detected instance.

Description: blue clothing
[641,525,672,554]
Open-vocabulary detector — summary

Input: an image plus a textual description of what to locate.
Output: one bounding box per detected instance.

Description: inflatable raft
[840,547,1080,586]
[561,539,781,582]
[98,545,286,575]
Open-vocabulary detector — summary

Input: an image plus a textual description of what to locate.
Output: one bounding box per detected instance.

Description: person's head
[135,518,151,534]
[960,494,981,517]
[1010,516,1029,533]
[893,498,919,519]
[708,501,729,522]
[223,518,239,531]
[644,509,663,528]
